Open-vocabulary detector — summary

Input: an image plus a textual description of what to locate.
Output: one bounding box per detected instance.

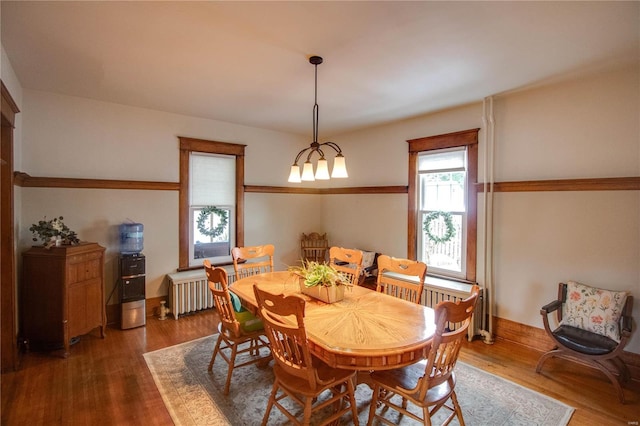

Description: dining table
[230,270,436,371]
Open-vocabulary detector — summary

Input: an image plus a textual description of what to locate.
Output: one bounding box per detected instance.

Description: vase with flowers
[288,260,351,303]
[29,216,80,249]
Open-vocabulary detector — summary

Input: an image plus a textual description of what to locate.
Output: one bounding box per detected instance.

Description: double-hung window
[408,129,478,283]
[418,148,467,278]
[178,137,245,270]
[189,153,235,266]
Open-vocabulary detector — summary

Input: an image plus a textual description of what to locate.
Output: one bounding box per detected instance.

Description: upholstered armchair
[536,281,634,403]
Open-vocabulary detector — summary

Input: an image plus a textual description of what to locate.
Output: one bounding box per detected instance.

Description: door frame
[1,81,20,372]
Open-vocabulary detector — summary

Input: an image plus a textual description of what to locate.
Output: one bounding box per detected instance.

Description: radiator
[166,268,236,320]
[421,277,483,342]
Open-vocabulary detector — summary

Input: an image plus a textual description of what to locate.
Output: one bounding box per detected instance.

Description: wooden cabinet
[21,242,106,357]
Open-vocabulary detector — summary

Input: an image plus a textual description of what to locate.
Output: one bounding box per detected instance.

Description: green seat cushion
[229,291,263,332]
[234,310,264,332]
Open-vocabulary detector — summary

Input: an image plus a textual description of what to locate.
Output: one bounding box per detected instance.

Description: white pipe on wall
[480,96,496,344]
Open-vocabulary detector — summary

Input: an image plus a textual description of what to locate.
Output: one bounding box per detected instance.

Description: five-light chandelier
[288,56,348,183]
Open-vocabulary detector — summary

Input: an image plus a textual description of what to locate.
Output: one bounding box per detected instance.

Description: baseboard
[493,316,640,382]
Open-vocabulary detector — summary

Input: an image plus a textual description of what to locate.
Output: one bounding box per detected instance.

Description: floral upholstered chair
[536,281,633,403]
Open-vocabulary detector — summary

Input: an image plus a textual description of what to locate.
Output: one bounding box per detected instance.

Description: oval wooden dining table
[230,271,436,371]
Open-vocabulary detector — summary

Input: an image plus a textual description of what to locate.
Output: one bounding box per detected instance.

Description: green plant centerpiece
[29,216,80,249]
[288,260,350,303]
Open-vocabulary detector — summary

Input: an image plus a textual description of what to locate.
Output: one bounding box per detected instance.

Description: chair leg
[208,334,223,371]
[610,356,631,382]
[303,395,313,425]
[223,343,238,395]
[261,379,279,426]
[594,360,626,404]
[367,384,380,426]
[535,347,560,373]
[450,390,465,426]
[347,378,360,426]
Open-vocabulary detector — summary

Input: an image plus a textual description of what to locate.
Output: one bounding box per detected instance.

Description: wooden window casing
[178,137,246,271]
[407,129,479,283]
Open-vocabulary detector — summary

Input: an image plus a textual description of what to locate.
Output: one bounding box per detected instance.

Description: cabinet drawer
[68,251,103,264]
[68,259,102,284]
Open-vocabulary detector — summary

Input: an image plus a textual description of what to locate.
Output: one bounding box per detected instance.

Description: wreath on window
[196,206,228,238]
[423,211,455,244]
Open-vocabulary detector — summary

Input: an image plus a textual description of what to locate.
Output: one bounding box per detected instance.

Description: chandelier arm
[320,141,343,154]
[306,147,324,162]
[293,147,310,165]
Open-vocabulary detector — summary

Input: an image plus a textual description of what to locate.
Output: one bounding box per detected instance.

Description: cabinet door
[68,279,102,338]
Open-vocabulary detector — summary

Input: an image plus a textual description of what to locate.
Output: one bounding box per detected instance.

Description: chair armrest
[621,316,632,336]
[540,299,562,315]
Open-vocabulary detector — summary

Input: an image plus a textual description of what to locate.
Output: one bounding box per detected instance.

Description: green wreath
[423,211,456,244]
[197,206,228,238]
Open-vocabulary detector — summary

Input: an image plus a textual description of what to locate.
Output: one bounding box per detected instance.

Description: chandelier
[288,56,348,183]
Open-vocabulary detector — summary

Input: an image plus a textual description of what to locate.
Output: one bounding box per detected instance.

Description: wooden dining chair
[231,244,275,280]
[367,285,480,426]
[375,255,427,304]
[328,246,363,287]
[300,232,329,263]
[253,285,360,426]
[204,260,271,395]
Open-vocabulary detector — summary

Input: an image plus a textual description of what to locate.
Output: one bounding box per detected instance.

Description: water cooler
[119,223,146,329]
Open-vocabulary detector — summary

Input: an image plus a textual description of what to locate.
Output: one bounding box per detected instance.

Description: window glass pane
[419,171,465,212]
[418,148,465,171]
[420,212,463,273]
[192,207,231,260]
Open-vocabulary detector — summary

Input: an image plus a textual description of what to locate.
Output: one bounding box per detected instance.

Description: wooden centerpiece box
[21,242,106,357]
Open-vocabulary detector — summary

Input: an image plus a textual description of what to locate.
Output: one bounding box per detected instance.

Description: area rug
[143,336,574,425]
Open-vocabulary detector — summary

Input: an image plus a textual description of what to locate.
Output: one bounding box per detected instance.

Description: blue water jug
[120,223,144,254]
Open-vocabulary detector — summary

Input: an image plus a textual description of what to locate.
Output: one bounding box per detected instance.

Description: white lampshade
[288,164,302,183]
[301,161,316,181]
[315,158,330,180]
[331,154,348,178]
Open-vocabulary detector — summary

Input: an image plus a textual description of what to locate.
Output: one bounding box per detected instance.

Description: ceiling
[1,1,638,137]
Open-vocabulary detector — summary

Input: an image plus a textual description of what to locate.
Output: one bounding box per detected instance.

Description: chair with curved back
[253,285,360,426]
[536,281,633,403]
[231,244,275,280]
[204,260,271,395]
[375,255,427,304]
[367,285,480,426]
[328,247,363,287]
[300,232,329,263]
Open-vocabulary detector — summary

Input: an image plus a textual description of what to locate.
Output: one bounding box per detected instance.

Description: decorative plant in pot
[29,216,80,249]
[288,260,351,303]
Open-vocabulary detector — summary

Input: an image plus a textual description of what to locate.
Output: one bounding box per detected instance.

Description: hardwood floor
[2,309,638,425]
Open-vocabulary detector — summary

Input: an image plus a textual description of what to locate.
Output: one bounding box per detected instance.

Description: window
[189,153,235,266]
[178,137,246,270]
[407,129,478,282]
[418,148,467,278]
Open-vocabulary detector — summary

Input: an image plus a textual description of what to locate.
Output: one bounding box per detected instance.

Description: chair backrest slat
[329,247,363,286]
[376,255,427,304]
[232,244,275,279]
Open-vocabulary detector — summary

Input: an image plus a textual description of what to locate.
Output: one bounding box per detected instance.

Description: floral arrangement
[288,260,350,288]
[29,216,80,248]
